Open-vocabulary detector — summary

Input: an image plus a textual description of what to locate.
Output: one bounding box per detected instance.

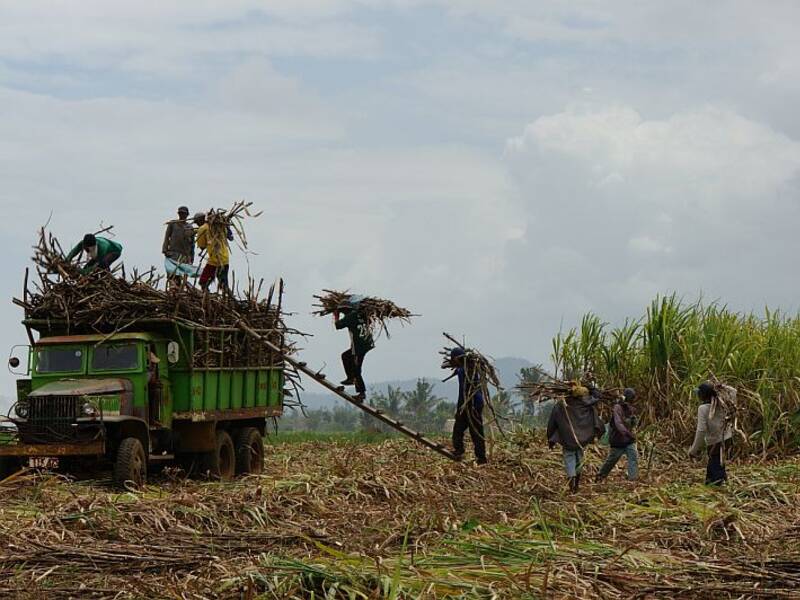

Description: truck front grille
[21,396,81,440]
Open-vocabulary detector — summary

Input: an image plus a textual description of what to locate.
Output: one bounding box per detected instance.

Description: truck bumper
[0,440,105,457]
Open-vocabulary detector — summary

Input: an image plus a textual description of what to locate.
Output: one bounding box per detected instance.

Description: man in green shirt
[334,297,375,402]
[66,233,123,274]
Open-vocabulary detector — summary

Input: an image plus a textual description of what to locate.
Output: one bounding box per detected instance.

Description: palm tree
[402,379,442,432]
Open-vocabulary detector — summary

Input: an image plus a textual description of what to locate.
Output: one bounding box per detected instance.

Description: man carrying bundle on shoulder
[547,383,605,493]
[596,388,639,483]
[66,233,123,274]
[195,212,233,292]
[162,205,199,281]
[688,381,736,485]
[335,296,374,402]
[448,347,488,465]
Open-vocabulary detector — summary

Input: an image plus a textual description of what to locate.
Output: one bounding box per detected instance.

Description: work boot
[476,457,488,466]
[353,392,366,403]
[568,477,578,494]
[340,378,355,386]
[575,473,582,492]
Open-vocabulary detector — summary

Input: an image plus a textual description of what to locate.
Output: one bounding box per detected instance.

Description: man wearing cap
[547,383,604,493]
[596,388,639,482]
[66,233,123,274]
[162,206,198,280]
[448,347,488,465]
[334,297,374,402]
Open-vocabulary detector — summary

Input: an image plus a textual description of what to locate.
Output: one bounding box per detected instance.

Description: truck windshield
[91,343,140,371]
[36,348,83,373]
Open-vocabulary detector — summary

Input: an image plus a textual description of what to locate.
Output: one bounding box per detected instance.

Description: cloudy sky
[2,1,800,402]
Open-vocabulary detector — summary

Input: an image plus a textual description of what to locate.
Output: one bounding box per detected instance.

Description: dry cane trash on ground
[1,433,798,599]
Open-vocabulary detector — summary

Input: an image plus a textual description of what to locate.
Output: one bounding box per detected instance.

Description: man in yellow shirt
[195,212,232,292]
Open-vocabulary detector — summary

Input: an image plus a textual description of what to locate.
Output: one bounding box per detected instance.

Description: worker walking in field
[335,297,374,402]
[596,388,639,482]
[688,382,735,485]
[448,347,488,465]
[162,206,198,280]
[195,212,233,292]
[66,233,123,274]
[547,384,604,493]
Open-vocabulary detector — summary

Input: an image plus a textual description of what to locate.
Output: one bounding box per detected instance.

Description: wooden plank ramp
[236,321,457,461]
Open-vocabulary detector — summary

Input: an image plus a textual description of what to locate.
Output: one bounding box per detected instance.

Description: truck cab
[2,320,283,486]
[3,333,167,484]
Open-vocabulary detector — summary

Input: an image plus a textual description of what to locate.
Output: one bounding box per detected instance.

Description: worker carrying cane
[334,295,374,402]
[447,347,488,465]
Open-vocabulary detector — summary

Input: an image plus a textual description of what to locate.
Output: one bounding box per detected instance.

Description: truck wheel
[201,430,235,481]
[114,437,147,488]
[0,456,23,480]
[234,428,265,475]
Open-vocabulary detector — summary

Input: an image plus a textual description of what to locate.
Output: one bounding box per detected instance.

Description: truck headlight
[14,401,29,419]
[82,401,99,418]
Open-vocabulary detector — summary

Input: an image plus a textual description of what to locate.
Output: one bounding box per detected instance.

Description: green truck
[1,318,285,486]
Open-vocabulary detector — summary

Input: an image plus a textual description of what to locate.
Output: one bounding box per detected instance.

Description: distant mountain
[295,357,535,410]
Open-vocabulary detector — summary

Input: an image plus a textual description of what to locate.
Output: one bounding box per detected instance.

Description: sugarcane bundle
[517,375,622,404]
[312,289,415,338]
[14,227,302,377]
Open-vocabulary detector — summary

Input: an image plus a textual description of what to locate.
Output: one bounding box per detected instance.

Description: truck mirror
[8,345,30,375]
[167,341,180,364]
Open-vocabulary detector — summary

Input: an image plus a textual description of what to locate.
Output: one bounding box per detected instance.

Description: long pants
[706,441,728,485]
[562,447,585,478]
[341,349,368,394]
[598,443,639,480]
[452,402,486,463]
[199,264,229,290]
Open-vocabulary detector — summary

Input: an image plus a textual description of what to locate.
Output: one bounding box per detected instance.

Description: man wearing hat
[162,206,198,279]
[66,233,123,274]
[448,347,488,465]
[596,388,639,482]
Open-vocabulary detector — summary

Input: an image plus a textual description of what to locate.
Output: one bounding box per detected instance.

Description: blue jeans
[562,448,585,478]
[598,443,639,480]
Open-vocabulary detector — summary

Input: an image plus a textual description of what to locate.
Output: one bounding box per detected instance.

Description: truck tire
[234,427,265,475]
[0,456,23,480]
[201,430,235,480]
[114,437,147,488]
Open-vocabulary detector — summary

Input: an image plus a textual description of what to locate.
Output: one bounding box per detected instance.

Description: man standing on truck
[66,233,123,274]
[163,206,198,280]
[196,212,233,292]
[335,296,374,402]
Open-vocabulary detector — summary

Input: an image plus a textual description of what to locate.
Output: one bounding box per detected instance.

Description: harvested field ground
[1,433,798,599]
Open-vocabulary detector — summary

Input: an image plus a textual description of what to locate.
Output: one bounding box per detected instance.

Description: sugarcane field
[2,5,800,600]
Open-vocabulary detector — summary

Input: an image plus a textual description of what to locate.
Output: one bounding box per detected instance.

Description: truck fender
[104,417,150,455]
